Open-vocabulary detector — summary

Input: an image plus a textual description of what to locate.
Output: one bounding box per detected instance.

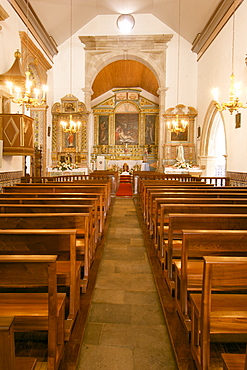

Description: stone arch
[80,35,172,169]
[199,100,227,176]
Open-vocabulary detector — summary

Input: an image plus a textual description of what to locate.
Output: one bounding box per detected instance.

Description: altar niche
[92,88,159,164]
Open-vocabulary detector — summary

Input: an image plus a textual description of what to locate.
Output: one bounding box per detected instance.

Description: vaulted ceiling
[8,0,242,100]
[92,60,159,100]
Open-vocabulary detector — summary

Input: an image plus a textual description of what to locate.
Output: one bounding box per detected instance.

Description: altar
[48,167,88,176]
[164,167,202,176]
[107,159,143,171]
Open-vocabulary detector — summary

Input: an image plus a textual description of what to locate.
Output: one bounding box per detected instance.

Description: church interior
[0,0,247,369]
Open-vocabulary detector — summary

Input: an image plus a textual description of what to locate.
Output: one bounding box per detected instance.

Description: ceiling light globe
[117,14,135,34]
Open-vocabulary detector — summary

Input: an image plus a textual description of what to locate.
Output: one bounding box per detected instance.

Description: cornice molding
[7,0,58,62]
[192,0,244,60]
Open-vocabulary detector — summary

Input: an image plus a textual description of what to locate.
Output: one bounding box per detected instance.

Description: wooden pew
[0,192,105,234]
[0,204,96,269]
[158,204,247,273]
[0,196,100,243]
[151,196,247,243]
[0,255,66,370]
[145,187,247,226]
[0,229,80,341]
[0,317,37,370]
[190,256,247,370]
[221,345,247,370]
[11,180,111,210]
[2,186,108,231]
[162,213,247,293]
[173,230,247,333]
[0,213,90,290]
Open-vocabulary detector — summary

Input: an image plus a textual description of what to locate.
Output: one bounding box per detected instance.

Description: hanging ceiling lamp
[60,0,81,134]
[3,1,47,108]
[167,0,188,134]
[212,0,247,114]
[117,14,135,34]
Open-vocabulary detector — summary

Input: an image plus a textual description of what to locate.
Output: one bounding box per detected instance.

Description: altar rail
[133,171,231,194]
[21,173,118,194]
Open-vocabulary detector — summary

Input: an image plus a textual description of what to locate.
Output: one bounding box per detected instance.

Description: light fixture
[166,0,188,134]
[60,0,81,133]
[60,114,81,133]
[212,0,247,115]
[3,49,48,108]
[117,14,135,34]
[4,0,48,108]
[167,114,188,133]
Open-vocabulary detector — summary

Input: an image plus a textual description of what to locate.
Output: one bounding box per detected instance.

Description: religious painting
[66,132,76,148]
[115,113,139,145]
[99,115,109,145]
[171,126,188,142]
[145,115,156,145]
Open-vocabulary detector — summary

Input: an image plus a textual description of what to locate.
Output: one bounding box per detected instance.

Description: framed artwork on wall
[99,115,109,145]
[145,114,156,145]
[115,113,139,145]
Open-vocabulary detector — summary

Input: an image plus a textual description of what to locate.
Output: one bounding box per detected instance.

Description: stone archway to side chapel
[79,35,172,169]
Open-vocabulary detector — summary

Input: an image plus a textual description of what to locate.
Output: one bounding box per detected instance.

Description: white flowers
[52,161,78,171]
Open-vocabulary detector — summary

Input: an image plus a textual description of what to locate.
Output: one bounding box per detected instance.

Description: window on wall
[208,112,226,177]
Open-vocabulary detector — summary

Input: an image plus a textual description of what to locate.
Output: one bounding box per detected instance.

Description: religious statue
[176,144,185,163]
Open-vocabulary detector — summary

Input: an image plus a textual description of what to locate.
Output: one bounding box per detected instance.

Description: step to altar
[120,175,132,183]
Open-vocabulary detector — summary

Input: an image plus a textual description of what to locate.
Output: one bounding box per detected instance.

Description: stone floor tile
[83,323,103,345]
[92,288,125,304]
[100,323,171,349]
[103,249,146,261]
[95,272,157,291]
[133,347,178,370]
[130,304,165,325]
[89,302,132,324]
[76,345,134,370]
[123,290,160,305]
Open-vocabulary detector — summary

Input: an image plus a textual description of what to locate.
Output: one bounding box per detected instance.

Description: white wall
[52,13,197,113]
[197,1,247,173]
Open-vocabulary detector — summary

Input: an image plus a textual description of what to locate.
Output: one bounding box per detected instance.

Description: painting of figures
[115,113,139,145]
[145,115,156,145]
[99,115,109,145]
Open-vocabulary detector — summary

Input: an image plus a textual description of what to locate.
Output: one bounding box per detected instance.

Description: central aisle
[76,197,178,369]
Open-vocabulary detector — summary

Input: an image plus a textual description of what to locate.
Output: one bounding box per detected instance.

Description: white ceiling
[28,0,223,47]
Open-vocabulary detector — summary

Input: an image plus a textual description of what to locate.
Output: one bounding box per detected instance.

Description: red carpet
[116,183,133,197]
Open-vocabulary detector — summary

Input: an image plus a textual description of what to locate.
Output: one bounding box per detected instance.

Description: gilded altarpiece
[51,95,89,167]
[92,89,159,171]
[163,104,198,166]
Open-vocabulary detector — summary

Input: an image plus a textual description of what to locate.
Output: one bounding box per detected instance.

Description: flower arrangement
[174,160,191,169]
[52,161,78,171]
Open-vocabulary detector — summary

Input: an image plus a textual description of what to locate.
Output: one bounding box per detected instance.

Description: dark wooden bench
[10,181,111,210]
[0,229,80,341]
[173,229,247,333]
[145,187,247,227]
[221,346,247,370]
[162,214,247,293]
[0,317,37,370]
[0,204,96,269]
[158,205,247,273]
[190,256,247,370]
[3,184,110,211]
[0,196,100,243]
[0,213,91,290]
[0,255,66,370]
[151,196,247,243]
[0,192,105,234]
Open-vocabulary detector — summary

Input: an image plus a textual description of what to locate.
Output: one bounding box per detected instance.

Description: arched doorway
[208,112,226,176]
[200,103,227,177]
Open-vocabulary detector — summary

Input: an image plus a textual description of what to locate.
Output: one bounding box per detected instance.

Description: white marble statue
[176,144,185,163]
